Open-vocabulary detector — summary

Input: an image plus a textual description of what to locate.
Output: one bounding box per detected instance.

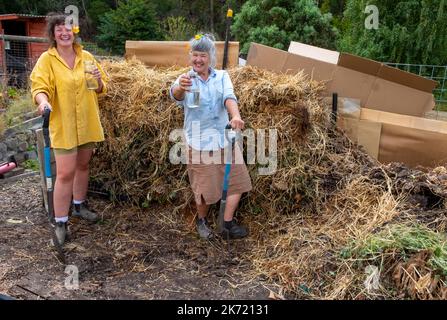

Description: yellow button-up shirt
[30,44,108,149]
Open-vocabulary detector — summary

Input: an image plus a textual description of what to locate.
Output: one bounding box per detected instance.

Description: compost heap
[91,57,447,299]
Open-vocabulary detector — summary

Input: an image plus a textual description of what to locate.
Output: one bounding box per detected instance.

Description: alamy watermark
[169,122,278,175]
[65,5,79,29]
[365,5,379,30]
[364,265,380,292]
[64,264,79,290]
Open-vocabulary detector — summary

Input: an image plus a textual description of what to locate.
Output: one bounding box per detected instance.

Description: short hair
[189,33,216,68]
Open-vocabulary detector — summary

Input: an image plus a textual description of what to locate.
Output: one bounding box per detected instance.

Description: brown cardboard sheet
[361,108,447,134]
[288,41,339,64]
[125,41,239,68]
[328,67,377,107]
[283,53,336,83]
[360,108,447,167]
[365,79,435,117]
[247,42,336,82]
[378,65,437,93]
[283,41,438,116]
[357,120,382,160]
[245,42,288,72]
[378,124,447,167]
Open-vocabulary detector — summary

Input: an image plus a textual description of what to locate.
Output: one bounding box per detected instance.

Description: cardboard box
[339,107,447,168]
[125,41,240,69]
[246,42,437,117]
[246,42,336,84]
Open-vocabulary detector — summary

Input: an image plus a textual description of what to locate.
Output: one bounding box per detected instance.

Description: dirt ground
[0,175,272,300]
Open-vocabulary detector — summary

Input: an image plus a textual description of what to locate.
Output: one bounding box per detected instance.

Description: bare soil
[0,175,271,300]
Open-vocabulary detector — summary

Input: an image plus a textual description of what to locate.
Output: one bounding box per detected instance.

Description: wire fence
[385,62,447,110]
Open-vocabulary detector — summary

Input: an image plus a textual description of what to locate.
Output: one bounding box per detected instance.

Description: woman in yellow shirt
[30,13,108,245]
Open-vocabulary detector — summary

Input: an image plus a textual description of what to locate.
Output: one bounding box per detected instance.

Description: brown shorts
[53,142,96,156]
[187,147,252,205]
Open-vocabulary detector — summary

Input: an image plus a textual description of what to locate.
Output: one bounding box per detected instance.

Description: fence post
[1,31,8,105]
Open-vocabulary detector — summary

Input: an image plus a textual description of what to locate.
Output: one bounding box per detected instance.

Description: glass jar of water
[188,70,200,108]
[84,60,98,90]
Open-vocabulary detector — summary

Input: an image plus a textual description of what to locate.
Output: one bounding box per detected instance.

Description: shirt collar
[48,43,83,57]
[48,43,83,69]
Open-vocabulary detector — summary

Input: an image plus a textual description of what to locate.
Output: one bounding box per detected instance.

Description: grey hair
[189,33,216,68]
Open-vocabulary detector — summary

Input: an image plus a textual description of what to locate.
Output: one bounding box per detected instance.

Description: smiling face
[54,24,74,49]
[190,50,210,75]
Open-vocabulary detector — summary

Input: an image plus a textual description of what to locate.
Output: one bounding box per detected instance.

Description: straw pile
[91,57,447,299]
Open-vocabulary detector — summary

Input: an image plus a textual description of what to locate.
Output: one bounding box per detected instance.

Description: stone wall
[0,117,40,164]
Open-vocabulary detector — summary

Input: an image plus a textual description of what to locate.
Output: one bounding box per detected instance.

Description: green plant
[23,159,40,172]
[339,0,447,65]
[97,0,162,55]
[7,87,18,99]
[436,104,447,112]
[162,16,195,41]
[26,145,37,152]
[345,223,447,276]
[5,92,34,127]
[232,0,338,54]
[0,115,6,137]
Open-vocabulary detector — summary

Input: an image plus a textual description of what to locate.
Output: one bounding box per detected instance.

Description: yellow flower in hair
[72,25,80,34]
[195,34,203,40]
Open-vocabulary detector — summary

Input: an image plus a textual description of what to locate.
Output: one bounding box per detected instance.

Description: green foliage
[339,0,447,65]
[7,87,18,99]
[232,0,338,54]
[320,0,346,30]
[344,223,447,276]
[97,0,162,55]
[4,91,34,127]
[87,0,113,28]
[0,115,6,138]
[23,159,40,172]
[162,16,195,41]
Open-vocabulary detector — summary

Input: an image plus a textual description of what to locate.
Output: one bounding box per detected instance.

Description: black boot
[222,220,248,239]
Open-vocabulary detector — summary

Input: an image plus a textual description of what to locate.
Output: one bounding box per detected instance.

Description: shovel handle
[225,123,236,143]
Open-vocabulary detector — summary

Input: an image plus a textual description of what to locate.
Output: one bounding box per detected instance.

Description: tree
[319,0,346,30]
[231,0,338,55]
[162,16,196,41]
[338,0,447,65]
[87,0,113,29]
[97,0,161,54]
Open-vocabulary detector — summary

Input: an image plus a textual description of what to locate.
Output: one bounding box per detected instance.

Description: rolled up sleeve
[30,53,54,104]
[222,71,237,104]
[170,77,185,108]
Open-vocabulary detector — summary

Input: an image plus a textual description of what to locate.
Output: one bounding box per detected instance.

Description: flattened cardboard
[247,42,336,82]
[328,67,377,106]
[361,108,447,134]
[246,43,287,73]
[357,120,382,160]
[283,53,336,82]
[378,65,437,93]
[337,53,381,76]
[333,58,436,116]
[366,78,435,116]
[125,41,239,68]
[360,108,447,167]
[288,41,339,64]
[378,124,447,167]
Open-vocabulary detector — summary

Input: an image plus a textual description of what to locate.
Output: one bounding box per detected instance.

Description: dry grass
[89,58,447,299]
[0,115,5,138]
